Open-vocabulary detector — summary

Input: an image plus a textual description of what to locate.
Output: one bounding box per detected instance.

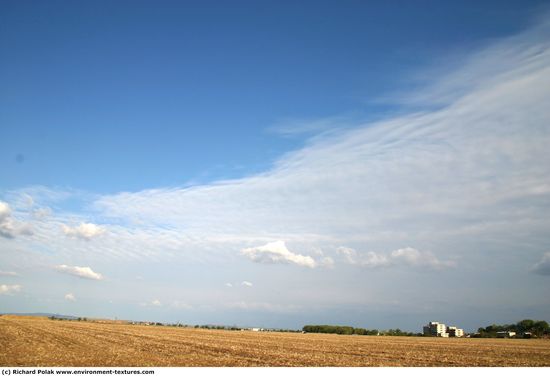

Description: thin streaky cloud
[268,115,355,137]
[0,270,18,277]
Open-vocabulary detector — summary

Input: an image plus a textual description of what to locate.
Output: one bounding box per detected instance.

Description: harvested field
[1,315,549,366]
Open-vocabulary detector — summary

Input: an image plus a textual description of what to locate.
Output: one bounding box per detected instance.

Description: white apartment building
[423,322,449,337]
[448,326,464,337]
[423,321,465,337]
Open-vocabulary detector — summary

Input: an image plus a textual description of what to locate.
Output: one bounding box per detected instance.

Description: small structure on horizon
[496,331,516,338]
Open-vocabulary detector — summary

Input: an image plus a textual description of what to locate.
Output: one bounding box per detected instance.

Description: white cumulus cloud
[140,299,163,307]
[241,241,317,268]
[55,265,104,280]
[0,201,32,238]
[1,202,18,237]
[337,247,391,267]
[0,201,11,221]
[0,284,22,295]
[62,222,106,240]
[391,247,455,269]
[338,246,453,270]
[241,281,253,287]
[64,293,76,301]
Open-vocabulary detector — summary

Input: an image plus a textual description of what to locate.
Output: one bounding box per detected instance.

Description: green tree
[517,319,535,332]
[532,321,549,335]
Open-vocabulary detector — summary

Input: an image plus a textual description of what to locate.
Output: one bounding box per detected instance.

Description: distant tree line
[383,328,420,336]
[477,319,549,337]
[191,324,301,332]
[48,316,86,321]
[302,325,419,336]
[194,325,235,330]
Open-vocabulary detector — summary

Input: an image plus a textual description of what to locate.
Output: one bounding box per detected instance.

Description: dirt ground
[1,315,549,366]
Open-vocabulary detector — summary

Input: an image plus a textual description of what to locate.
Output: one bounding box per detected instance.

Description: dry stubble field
[1,315,550,366]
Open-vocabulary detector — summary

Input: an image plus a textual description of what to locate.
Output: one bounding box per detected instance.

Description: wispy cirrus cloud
[269,115,355,137]
[379,17,550,109]
[5,20,549,274]
[89,26,550,274]
[33,207,52,220]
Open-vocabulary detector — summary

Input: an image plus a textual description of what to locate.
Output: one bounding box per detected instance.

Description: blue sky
[1,1,550,331]
[2,0,546,192]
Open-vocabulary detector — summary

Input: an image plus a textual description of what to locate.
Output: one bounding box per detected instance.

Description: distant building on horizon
[447,326,464,338]
[423,322,448,337]
[423,321,464,338]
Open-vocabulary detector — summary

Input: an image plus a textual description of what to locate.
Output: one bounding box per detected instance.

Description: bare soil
[1,315,549,366]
